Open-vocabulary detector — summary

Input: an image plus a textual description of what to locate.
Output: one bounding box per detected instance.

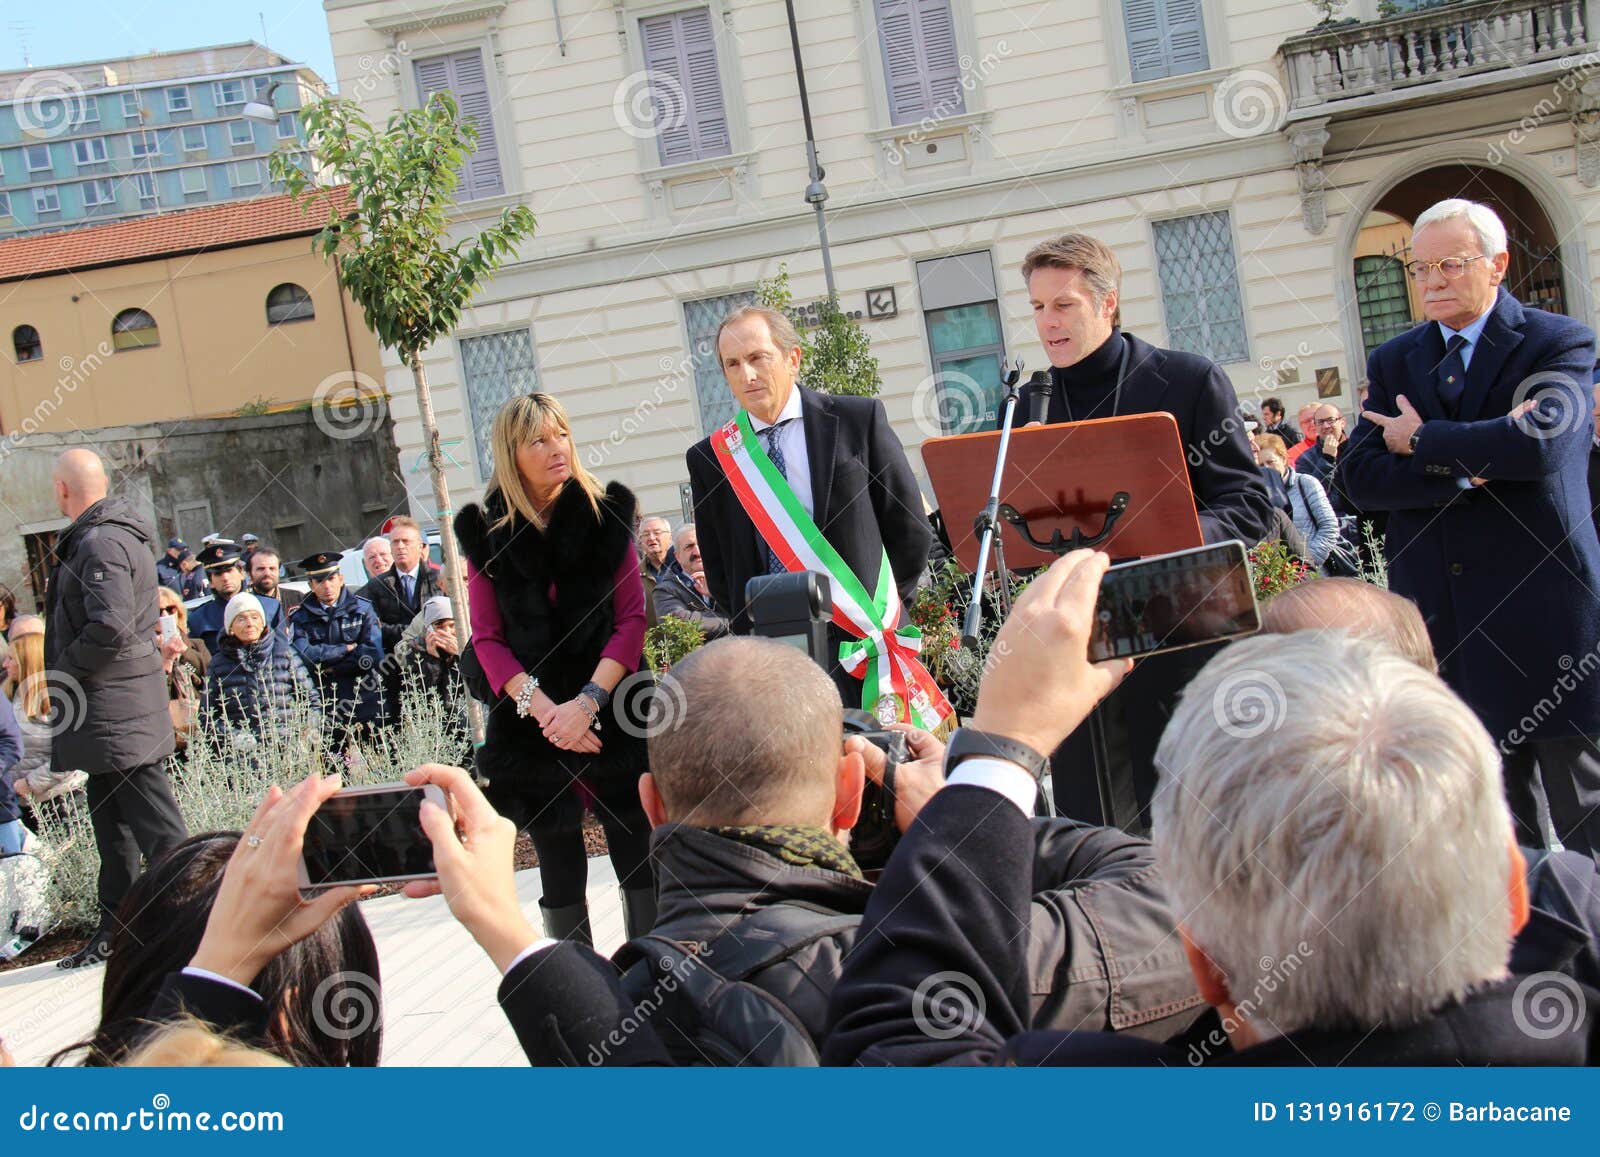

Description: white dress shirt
[749,387,814,517]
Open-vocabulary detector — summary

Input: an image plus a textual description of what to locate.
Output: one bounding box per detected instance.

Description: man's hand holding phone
[972,550,1132,758]
[403,765,538,975]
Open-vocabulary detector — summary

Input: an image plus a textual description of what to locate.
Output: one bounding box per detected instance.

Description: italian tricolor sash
[711,411,954,731]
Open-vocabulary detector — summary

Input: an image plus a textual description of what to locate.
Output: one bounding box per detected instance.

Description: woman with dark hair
[454,392,655,946]
[57,827,381,1067]
[0,584,16,637]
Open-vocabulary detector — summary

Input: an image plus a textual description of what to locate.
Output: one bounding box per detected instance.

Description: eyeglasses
[159,604,179,615]
[1404,255,1487,282]
[1314,416,1344,426]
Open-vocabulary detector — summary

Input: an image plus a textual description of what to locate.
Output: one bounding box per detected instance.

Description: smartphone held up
[298,781,446,891]
[1088,541,1261,663]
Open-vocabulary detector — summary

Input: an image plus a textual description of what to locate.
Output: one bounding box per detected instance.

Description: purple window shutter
[916,0,965,120]
[679,8,731,159]
[642,13,695,165]
[641,8,730,165]
[414,50,505,198]
[876,0,965,126]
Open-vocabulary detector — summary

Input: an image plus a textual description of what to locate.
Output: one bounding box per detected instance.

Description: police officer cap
[300,551,344,578]
[195,544,242,571]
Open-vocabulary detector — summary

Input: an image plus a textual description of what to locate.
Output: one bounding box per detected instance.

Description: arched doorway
[1351,164,1568,361]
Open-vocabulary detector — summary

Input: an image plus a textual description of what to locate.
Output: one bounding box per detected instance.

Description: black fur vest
[455,479,639,701]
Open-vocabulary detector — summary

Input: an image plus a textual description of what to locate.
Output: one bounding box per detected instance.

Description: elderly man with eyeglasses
[1343,197,1600,864]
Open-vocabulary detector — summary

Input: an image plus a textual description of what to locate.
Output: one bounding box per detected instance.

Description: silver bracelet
[514,676,539,718]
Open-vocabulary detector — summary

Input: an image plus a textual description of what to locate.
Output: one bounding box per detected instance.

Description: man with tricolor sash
[686,305,950,731]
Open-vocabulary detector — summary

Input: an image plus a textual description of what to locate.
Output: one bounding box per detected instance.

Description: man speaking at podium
[1019,233,1273,825]
[1020,233,1272,544]
[687,305,952,732]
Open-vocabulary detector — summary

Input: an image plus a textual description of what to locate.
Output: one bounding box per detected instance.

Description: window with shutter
[875,0,966,126]
[1123,0,1209,83]
[640,8,731,166]
[460,330,541,481]
[413,49,506,199]
[1151,212,1249,364]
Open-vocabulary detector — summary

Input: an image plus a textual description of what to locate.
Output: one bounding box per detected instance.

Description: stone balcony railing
[1279,0,1594,111]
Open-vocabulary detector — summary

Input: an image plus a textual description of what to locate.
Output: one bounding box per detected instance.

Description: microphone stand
[961,359,1029,651]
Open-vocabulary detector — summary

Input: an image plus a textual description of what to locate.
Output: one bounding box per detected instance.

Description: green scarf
[709,824,863,880]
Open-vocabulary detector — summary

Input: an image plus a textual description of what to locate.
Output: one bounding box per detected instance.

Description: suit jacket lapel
[801,388,838,526]
[1457,290,1525,423]
[1403,323,1448,421]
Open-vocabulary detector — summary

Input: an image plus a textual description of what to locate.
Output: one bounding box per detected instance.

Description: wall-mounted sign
[865,287,898,319]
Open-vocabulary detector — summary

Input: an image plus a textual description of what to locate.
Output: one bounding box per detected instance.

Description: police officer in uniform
[187,543,285,655]
[288,551,384,751]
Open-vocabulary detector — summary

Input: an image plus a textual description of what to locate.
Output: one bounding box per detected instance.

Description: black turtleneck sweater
[1048,328,1126,422]
[1011,327,1273,548]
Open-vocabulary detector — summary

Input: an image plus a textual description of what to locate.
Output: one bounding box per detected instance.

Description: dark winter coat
[455,479,645,806]
[45,496,174,775]
[288,589,384,727]
[1341,290,1600,740]
[636,816,1205,1058]
[203,630,320,738]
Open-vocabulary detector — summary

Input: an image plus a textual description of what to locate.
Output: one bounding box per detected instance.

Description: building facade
[319,0,1600,527]
[0,187,383,430]
[0,42,325,238]
[0,187,408,603]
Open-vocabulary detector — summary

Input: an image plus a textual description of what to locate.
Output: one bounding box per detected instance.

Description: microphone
[1025,370,1053,426]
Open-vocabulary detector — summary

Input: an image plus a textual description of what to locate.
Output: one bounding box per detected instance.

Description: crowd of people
[2,196,1599,1068]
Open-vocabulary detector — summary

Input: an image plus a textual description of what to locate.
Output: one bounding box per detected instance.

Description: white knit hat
[224,592,265,634]
[422,595,454,629]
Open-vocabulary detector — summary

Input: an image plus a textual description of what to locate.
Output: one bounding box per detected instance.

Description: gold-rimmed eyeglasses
[1404,255,1487,282]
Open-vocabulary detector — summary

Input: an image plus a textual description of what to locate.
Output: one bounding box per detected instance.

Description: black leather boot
[620,885,657,940]
[539,899,592,946]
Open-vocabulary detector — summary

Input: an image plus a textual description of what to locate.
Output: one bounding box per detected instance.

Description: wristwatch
[943,727,1050,782]
[1408,427,1423,455]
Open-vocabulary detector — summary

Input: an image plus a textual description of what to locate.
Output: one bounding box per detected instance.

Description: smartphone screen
[301,786,437,886]
[1088,541,1260,662]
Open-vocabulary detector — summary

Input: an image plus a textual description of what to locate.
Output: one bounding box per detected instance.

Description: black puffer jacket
[203,630,319,739]
[45,496,174,775]
[629,818,1207,1058]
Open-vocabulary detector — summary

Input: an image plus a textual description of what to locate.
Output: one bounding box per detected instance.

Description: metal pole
[784,0,837,302]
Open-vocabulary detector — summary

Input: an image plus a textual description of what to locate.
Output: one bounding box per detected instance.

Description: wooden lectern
[922,412,1209,835]
[921,412,1204,571]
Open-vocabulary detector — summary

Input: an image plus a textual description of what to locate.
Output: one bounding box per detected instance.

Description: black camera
[747,571,904,873]
[840,710,905,873]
